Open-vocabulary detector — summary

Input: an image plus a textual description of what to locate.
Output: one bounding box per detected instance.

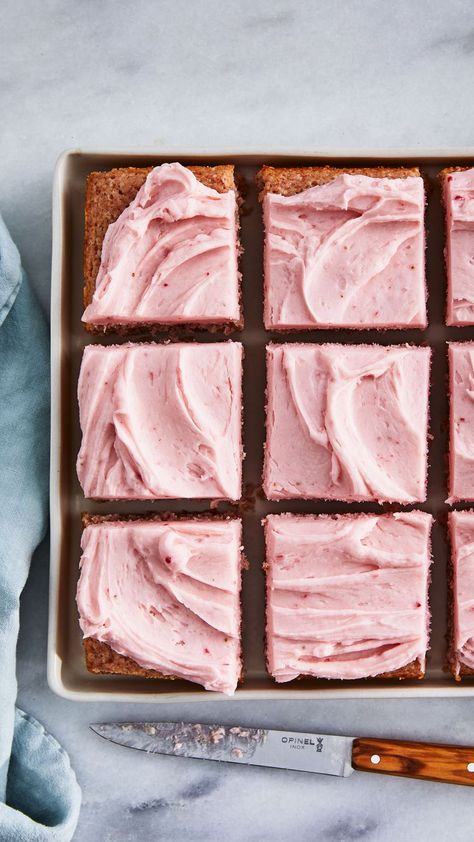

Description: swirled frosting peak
[444,168,474,325]
[264,343,430,503]
[82,163,240,327]
[77,342,242,500]
[265,512,432,682]
[263,173,426,329]
[77,518,242,694]
[450,511,474,675]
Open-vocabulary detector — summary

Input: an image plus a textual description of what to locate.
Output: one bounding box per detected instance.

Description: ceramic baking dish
[48,148,474,701]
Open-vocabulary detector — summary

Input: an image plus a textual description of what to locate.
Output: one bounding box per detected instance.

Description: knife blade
[90,722,474,786]
[90,721,354,777]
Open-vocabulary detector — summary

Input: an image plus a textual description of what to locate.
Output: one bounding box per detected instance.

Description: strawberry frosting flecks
[82,163,240,327]
[444,168,474,326]
[449,511,474,675]
[264,343,430,503]
[77,342,243,501]
[77,519,242,694]
[263,173,426,329]
[265,512,432,682]
[448,342,474,502]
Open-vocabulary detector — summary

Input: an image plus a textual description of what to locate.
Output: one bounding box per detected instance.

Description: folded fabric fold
[1,711,81,842]
[0,215,80,840]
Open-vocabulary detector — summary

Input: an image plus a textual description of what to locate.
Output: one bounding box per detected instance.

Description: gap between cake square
[448,510,474,679]
[76,514,243,695]
[264,512,432,683]
[264,343,431,503]
[76,341,243,501]
[448,342,474,503]
[257,165,427,331]
[82,162,242,334]
[440,167,474,326]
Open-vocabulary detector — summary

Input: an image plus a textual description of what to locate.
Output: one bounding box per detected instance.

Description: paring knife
[90,722,474,786]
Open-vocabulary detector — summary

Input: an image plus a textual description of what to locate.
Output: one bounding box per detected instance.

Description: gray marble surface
[4,0,474,839]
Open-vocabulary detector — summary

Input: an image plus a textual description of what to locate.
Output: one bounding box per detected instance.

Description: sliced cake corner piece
[77,514,243,694]
[257,164,426,331]
[264,511,432,682]
[83,162,242,334]
[264,342,430,504]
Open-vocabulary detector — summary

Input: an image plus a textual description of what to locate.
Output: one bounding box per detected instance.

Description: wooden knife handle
[352,738,474,786]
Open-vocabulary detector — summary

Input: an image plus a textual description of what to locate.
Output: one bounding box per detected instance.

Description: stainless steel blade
[90,722,354,777]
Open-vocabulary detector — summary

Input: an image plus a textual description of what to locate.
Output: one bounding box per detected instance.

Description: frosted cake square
[77,341,243,500]
[82,163,242,333]
[448,343,474,503]
[441,168,474,326]
[258,165,426,330]
[264,343,430,503]
[448,511,474,679]
[77,515,243,694]
[265,512,432,682]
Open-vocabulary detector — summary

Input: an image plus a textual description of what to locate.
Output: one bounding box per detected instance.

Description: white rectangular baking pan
[48,148,474,701]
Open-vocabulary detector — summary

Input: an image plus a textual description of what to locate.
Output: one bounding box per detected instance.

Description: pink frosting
[264,343,430,503]
[263,174,426,329]
[444,168,474,325]
[77,342,242,500]
[77,519,242,694]
[448,343,474,502]
[265,512,432,682]
[82,163,240,326]
[450,511,474,674]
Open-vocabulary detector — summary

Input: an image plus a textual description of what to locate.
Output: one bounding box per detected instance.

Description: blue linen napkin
[0,215,81,840]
